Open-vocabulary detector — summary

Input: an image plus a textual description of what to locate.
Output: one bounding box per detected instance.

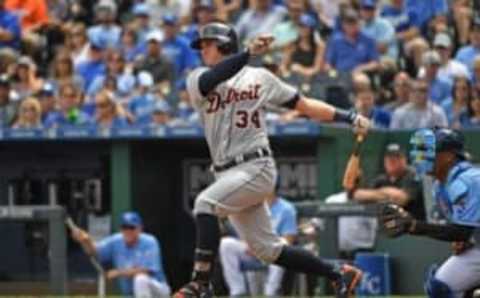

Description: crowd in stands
[0,0,479,130]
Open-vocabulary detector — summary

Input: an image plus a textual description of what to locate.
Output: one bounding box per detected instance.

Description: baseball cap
[137,71,154,87]
[433,33,452,48]
[422,50,441,66]
[163,14,178,26]
[153,100,171,113]
[38,82,56,97]
[360,0,376,9]
[0,74,10,87]
[88,34,107,51]
[132,3,150,16]
[146,30,164,43]
[120,211,143,228]
[384,143,405,157]
[299,14,316,28]
[18,56,34,68]
[342,8,359,23]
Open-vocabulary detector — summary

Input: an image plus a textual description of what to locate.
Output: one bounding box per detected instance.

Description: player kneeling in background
[174,22,370,298]
[381,128,480,298]
[71,211,171,298]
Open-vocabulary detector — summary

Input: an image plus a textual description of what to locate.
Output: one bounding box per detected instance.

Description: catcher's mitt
[379,204,414,238]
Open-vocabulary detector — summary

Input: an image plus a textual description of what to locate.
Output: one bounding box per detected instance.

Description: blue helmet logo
[410,129,437,177]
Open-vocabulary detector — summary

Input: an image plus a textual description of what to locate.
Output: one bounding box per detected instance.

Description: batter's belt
[212,148,271,172]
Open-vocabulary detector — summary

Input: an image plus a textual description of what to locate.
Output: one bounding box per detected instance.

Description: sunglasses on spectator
[97,102,111,109]
[121,225,137,230]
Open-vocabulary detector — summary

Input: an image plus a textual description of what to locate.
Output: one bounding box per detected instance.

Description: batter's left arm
[293,96,370,134]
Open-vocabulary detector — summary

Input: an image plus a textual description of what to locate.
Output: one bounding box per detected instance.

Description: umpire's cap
[121,211,143,228]
[434,128,466,159]
[191,22,239,54]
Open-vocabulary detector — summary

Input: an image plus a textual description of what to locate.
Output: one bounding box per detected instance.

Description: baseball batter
[381,128,480,298]
[174,22,370,298]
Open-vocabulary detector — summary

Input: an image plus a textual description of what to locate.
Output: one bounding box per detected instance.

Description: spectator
[390,79,448,129]
[128,71,156,124]
[451,0,474,45]
[215,0,243,22]
[119,25,143,63]
[67,23,90,67]
[359,0,397,60]
[150,100,173,126]
[420,50,452,105]
[458,85,480,128]
[50,51,84,90]
[175,81,197,124]
[75,35,107,92]
[94,90,128,128]
[0,0,21,50]
[182,2,216,44]
[325,8,379,73]
[455,17,480,76]
[311,0,342,32]
[385,72,412,112]
[5,0,48,32]
[381,0,420,41]
[280,14,325,79]
[131,3,154,44]
[473,55,480,84]
[405,0,447,35]
[87,51,136,99]
[219,191,297,297]
[161,15,200,82]
[441,76,471,128]
[70,211,171,298]
[235,0,287,43]
[36,82,56,122]
[11,56,43,100]
[87,4,121,49]
[352,143,426,220]
[353,88,391,129]
[12,97,42,129]
[0,74,16,127]
[44,82,90,127]
[419,33,470,82]
[135,31,174,91]
[271,0,304,49]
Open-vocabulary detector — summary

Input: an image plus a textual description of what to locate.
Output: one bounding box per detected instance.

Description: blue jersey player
[381,128,480,298]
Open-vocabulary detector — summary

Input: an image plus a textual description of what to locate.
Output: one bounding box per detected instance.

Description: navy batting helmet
[434,128,465,158]
[191,22,239,54]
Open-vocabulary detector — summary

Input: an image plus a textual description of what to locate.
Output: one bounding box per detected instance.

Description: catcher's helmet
[191,22,239,54]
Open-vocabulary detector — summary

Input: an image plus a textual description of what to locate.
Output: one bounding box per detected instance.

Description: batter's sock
[192,213,220,284]
[274,246,341,281]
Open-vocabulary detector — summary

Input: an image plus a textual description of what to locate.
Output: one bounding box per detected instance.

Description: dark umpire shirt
[373,168,426,220]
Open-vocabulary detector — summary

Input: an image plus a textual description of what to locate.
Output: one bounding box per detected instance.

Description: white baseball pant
[133,273,171,298]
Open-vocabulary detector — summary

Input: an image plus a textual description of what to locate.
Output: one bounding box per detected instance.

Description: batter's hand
[70,227,90,243]
[248,34,274,56]
[352,114,370,136]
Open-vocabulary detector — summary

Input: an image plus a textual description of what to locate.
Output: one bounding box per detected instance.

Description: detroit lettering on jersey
[187,66,297,165]
[206,84,261,113]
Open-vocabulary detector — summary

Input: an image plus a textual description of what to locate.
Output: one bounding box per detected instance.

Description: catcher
[380,128,480,298]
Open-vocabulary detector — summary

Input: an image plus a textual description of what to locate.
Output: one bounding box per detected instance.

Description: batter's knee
[425,264,454,298]
[193,195,216,216]
[247,239,284,264]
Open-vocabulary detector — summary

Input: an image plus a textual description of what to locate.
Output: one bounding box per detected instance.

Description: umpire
[352,142,425,220]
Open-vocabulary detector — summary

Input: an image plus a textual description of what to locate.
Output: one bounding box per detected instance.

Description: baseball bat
[65,216,106,298]
[342,134,365,191]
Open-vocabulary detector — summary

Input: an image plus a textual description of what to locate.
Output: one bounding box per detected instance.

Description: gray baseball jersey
[186,66,297,166]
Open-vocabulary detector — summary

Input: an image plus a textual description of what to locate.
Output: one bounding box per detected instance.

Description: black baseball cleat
[173,281,214,298]
[332,264,363,298]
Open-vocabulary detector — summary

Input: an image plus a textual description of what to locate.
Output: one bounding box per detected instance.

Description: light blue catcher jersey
[96,233,167,295]
[433,161,480,229]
